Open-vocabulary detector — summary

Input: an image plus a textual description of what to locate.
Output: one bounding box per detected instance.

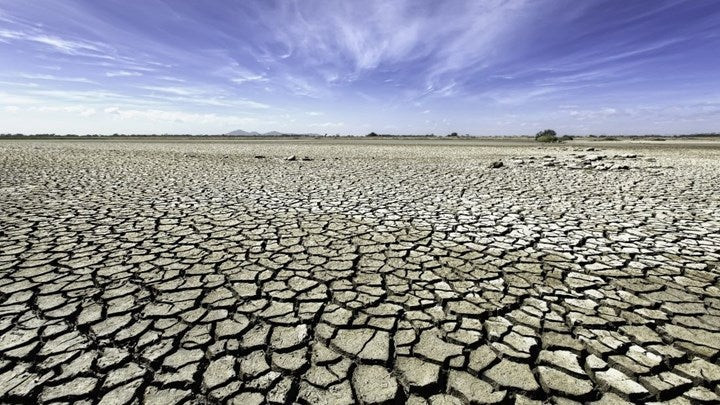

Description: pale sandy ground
[0,137,719,404]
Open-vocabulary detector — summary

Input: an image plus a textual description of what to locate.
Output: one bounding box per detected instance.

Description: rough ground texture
[1,137,719,404]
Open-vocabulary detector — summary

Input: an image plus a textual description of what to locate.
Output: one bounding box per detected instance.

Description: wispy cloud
[31,105,97,117]
[140,85,198,96]
[103,107,257,126]
[139,85,269,109]
[0,28,109,57]
[20,73,96,84]
[106,70,142,77]
[158,76,186,82]
[0,90,44,105]
[231,74,267,84]
[221,63,268,84]
[314,121,344,128]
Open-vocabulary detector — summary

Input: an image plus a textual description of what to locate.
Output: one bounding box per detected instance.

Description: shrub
[535,129,558,143]
[448,132,458,137]
[366,132,379,137]
[536,135,557,142]
[560,135,574,141]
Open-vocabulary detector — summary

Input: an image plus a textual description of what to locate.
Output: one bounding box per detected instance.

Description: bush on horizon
[535,129,558,143]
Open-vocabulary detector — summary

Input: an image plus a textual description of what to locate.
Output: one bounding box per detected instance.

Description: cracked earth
[1,137,719,404]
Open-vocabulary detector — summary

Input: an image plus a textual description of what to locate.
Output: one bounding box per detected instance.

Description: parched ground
[1,137,719,404]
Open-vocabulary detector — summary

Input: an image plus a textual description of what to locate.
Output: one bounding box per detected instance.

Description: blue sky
[1,0,719,135]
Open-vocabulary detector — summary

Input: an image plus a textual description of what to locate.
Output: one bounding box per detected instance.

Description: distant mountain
[225,129,322,137]
[226,129,261,136]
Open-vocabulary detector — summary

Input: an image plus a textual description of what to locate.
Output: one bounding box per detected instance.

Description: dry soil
[1,137,719,404]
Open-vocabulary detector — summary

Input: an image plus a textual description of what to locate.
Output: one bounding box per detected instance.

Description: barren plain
[1,137,719,404]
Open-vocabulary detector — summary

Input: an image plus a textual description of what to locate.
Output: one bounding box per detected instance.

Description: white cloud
[263,1,532,84]
[0,91,43,105]
[140,85,198,96]
[282,75,325,98]
[0,80,39,88]
[213,62,268,85]
[0,105,99,118]
[80,108,97,117]
[20,73,96,84]
[103,107,257,126]
[0,29,106,56]
[25,89,141,104]
[139,85,270,109]
[158,76,186,82]
[482,87,558,105]
[231,74,267,84]
[566,106,623,121]
[0,29,23,40]
[106,70,142,77]
[314,121,344,128]
[258,2,431,77]
[31,34,100,53]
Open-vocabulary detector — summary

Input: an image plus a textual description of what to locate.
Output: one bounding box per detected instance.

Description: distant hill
[226,129,261,136]
[226,129,321,136]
